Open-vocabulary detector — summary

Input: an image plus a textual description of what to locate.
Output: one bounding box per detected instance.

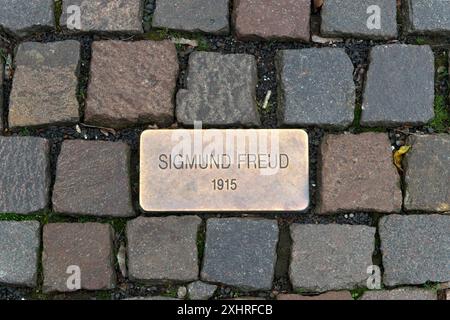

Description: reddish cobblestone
[318,133,402,214]
[85,40,179,128]
[234,0,310,41]
[42,223,116,293]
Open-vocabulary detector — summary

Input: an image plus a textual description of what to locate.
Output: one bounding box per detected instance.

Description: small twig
[262,90,272,110]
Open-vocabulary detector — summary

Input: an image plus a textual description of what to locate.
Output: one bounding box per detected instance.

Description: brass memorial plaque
[140,129,309,212]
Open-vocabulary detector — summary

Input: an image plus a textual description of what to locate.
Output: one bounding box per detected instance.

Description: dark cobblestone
[380,215,450,286]
[52,140,134,217]
[0,0,54,37]
[0,221,40,287]
[153,0,229,35]
[0,137,50,214]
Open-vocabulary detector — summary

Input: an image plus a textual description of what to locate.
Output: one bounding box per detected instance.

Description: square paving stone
[361,44,435,127]
[0,137,50,214]
[0,0,55,37]
[8,41,80,128]
[379,215,450,286]
[126,216,201,283]
[0,221,40,287]
[177,52,260,127]
[318,133,402,214]
[233,0,310,41]
[153,0,229,35]
[201,218,278,291]
[276,48,355,128]
[85,40,178,128]
[61,0,143,33]
[43,223,116,292]
[404,134,450,213]
[290,224,376,292]
[360,288,436,300]
[406,0,450,35]
[52,140,134,217]
[321,0,397,40]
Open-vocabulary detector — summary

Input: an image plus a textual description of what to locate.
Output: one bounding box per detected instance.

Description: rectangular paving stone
[233,0,310,41]
[0,221,40,287]
[61,0,143,33]
[176,52,260,127]
[43,223,116,293]
[126,216,201,283]
[360,288,436,300]
[8,41,80,128]
[0,0,55,37]
[140,129,309,212]
[404,135,450,213]
[406,0,450,35]
[0,137,50,214]
[379,215,450,286]
[290,224,376,292]
[276,48,355,129]
[318,133,402,214]
[85,40,178,129]
[321,0,397,40]
[153,0,229,35]
[201,218,279,291]
[52,140,134,217]
[361,44,435,127]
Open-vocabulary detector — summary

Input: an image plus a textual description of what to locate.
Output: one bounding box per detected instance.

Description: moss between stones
[54,0,63,31]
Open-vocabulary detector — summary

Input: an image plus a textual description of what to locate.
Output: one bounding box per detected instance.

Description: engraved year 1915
[212,178,237,191]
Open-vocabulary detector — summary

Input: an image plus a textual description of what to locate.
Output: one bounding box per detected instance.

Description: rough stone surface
[43,223,116,292]
[361,44,435,127]
[126,296,179,300]
[321,0,397,39]
[0,221,40,287]
[0,60,3,132]
[201,218,278,291]
[177,52,260,126]
[318,133,402,214]
[0,137,50,214]
[0,0,55,37]
[85,40,179,128]
[127,216,201,282]
[234,0,310,41]
[360,288,436,300]
[379,215,450,286]
[406,0,450,35]
[153,0,229,35]
[277,291,353,300]
[290,224,376,292]
[52,140,134,217]
[277,48,355,128]
[188,281,217,300]
[404,135,450,213]
[61,0,143,33]
[9,41,80,128]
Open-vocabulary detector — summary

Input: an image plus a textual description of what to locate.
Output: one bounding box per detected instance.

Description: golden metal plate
[140,129,309,212]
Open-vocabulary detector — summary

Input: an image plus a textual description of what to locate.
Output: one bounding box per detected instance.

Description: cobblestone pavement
[0,0,449,300]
